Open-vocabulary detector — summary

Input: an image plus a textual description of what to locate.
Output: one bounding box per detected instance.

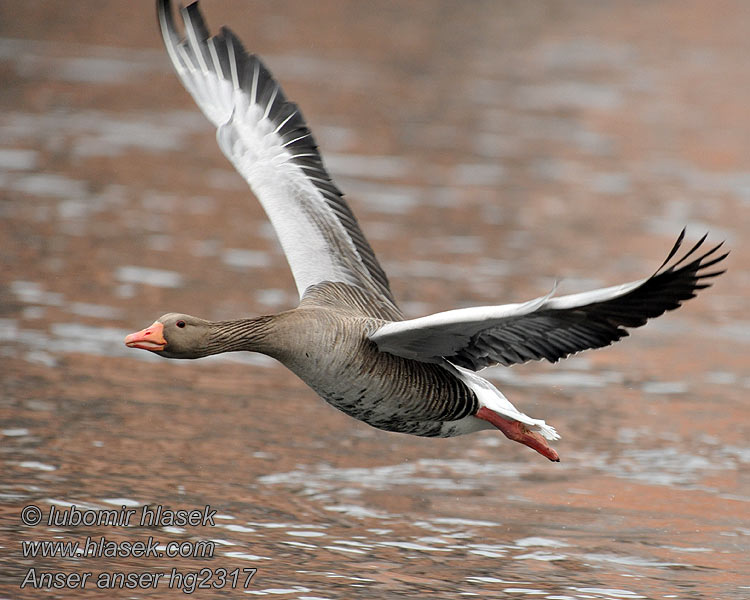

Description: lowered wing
[370,230,727,370]
[157,0,400,318]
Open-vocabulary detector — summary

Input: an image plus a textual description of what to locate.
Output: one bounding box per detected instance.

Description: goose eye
[176,320,186,328]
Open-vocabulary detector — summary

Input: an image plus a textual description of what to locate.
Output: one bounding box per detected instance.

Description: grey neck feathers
[205,316,277,356]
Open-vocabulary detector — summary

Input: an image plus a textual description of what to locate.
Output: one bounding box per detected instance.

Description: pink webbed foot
[476,407,560,462]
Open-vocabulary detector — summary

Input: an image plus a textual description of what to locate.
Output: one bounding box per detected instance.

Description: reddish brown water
[1,1,748,598]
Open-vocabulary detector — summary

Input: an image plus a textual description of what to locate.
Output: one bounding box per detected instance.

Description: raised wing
[370,231,727,370]
[157,0,400,317]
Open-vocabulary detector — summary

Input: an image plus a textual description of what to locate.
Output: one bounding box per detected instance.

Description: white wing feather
[157,0,398,310]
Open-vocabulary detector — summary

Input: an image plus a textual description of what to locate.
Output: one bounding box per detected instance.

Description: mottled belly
[310,377,468,438]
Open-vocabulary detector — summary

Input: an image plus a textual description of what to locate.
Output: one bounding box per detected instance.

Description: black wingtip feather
[619,230,727,322]
[667,234,717,273]
[657,227,686,271]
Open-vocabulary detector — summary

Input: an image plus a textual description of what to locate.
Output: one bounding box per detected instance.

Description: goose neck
[207,316,278,356]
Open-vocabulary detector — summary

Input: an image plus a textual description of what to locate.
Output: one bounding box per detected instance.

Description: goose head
[125,313,211,359]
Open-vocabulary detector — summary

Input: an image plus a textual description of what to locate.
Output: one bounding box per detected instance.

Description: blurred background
[1,1,748,598]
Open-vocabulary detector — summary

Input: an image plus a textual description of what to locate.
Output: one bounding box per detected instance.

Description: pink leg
[476,407,560,462]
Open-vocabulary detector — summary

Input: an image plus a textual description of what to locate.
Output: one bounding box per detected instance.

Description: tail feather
[529,419,560,442]
[447,363,560,441]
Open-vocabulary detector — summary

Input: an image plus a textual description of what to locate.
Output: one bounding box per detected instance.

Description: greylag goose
[126,0,727,461]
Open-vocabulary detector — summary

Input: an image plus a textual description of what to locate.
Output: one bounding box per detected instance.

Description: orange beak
[125,321,167,352]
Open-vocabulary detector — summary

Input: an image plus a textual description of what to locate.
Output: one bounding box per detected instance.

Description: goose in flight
[126,0,727,461]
